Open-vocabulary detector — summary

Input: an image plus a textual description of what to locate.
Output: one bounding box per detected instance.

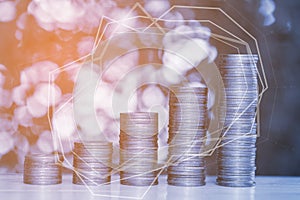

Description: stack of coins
[119,112,159,186]
[72,141,112,185]
[23,153,62,185]
[217,54,259,187]
[167,86,208,187]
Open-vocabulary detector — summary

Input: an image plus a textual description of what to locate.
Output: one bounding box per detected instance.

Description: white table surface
[0,174,299,200]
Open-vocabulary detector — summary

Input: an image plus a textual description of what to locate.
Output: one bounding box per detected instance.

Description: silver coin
[220,71,256,76]
[72,175,110,185]
[119,112,159,186]
[217,54,258,187]
[168,86,208,187]
[167,176,206,187]
[23,153,62,185]
[73,140,112,185]
[120,179,158,186]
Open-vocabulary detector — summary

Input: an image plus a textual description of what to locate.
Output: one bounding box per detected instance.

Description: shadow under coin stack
[217,54,259,187]
[119,112,159,186]
[167,86,208,187]
[23,153,62,185]
[72,141,112,185]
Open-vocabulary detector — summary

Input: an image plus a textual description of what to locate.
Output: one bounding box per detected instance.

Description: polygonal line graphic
[50,16,258,200]
[47,2,269,199]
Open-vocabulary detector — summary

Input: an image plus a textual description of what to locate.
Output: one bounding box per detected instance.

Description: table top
[0,174,299,200]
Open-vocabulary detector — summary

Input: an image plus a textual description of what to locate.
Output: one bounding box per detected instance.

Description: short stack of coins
[167,86,208,187]
[23,153,62,185]
[119,112,159,186]
[72,141,112,185]
[217,54,259,187]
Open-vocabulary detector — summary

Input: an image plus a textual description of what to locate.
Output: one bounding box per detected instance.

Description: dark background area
[255,0,300,176]
[204,0,300,176]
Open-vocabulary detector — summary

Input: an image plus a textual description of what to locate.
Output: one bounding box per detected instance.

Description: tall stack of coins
[217,54,259,187]
[72,141,112,185]
[167,86,208,186]
[119,112,159,186]
[23,153,62,185]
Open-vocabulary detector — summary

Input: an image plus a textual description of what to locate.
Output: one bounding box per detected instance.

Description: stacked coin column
[217,54,259,187]
[167,86,208,187]
[119,112,159,186]
[73,141,112,185]
[23,153,62,185]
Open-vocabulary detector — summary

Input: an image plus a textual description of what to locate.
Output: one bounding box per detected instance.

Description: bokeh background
[0,0,299,176]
